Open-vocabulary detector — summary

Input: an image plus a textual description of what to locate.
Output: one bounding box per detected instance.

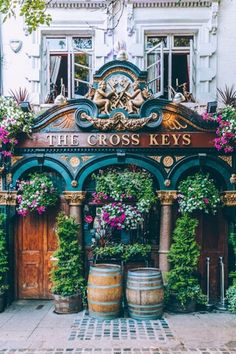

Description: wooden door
[195,211,228,300]
[16,206,59,299]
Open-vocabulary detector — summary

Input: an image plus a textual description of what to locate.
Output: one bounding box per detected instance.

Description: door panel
[195,211,228,301]
[16,206,59,299]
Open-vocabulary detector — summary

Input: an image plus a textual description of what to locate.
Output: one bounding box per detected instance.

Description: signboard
[18,132,216,149]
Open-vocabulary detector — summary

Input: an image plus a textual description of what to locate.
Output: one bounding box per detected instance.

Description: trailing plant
[92,167,156,212]
[0,96,34,157]
[177,173,221,215]
[0,214,9,295]
[93,243,151,263]
[101,202,143,230]
[16,173,58,216]
[50,213,85,297]
[166,214,206,308]
[202,106,236,153]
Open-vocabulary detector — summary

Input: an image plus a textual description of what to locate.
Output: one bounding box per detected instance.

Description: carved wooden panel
[16,206,59,299]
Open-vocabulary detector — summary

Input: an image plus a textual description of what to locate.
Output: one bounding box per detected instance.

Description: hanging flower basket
[16,173,58,216]
[177,173,221,215]
[0,97,33,157]
[92,167,156,212]
[202,106,236,153]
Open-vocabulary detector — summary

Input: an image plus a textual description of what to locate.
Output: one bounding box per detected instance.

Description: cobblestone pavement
[0,301,235,354]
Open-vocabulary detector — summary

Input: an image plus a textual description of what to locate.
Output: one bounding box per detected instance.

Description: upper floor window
[42,35,93,103]
[145,34,195,100]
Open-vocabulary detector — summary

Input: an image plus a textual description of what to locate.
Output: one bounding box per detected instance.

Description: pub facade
[0,59,235,303]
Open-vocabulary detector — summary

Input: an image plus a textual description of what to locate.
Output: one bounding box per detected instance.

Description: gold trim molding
[0,192,17,206]
[221,191,236,206]
[63,191,86,206]
[157,191,177,205]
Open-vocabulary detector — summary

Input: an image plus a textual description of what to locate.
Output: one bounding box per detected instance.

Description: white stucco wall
[217,0,236,92]
[0,0,236,107]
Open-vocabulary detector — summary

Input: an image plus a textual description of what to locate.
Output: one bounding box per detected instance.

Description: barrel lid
[90,264,121,272]
[127,267,161,276]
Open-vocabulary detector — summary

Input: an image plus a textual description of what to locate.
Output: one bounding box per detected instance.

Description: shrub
[166,214,206,307]
[50,213,85,297]
[226,286,236,314]
[0,214,9,294]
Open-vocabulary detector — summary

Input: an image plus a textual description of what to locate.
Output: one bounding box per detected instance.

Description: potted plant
[166,214,206,313]
[0,214,9,312]
[177,172,221,215]
[16,173,58,216]
[50,213,85,314]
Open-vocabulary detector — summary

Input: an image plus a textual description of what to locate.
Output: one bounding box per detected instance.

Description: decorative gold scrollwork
[81,111,158,131]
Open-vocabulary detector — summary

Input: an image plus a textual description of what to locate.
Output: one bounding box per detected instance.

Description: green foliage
[166,214,206,307]
[178,173,221,215]
[229,232,236,252]
[93,243,151,263]
[50,213,85,297]
[0,214,9,294]
[0,0,52,34]
[93,167,156,212]
[226,285,236,313]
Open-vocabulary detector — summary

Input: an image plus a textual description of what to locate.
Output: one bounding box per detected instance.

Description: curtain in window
[50,56,61,85]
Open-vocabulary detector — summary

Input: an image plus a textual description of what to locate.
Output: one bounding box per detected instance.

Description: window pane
[146,36,167,49]
[73,37,92,51]
[74,53,90,96]
[174,36,193,47]
[47,37,67,51]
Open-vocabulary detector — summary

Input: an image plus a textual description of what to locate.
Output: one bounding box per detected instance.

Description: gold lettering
[109,134,120,146]
[149,134,159,146]
[58,135,68,146]
[98,134,107,146]
[172,134,181,145]
[47,134,56,146]
[121,134,130,146]
[70,135,80,146]
[161,134,170,145]
[87,134,97,146]
[131,134,140,146]
[182,134,191,146]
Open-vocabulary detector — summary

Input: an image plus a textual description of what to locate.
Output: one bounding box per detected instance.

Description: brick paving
[0,301,235,354]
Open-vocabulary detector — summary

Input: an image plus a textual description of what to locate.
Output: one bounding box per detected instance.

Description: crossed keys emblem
[107,78,131,110]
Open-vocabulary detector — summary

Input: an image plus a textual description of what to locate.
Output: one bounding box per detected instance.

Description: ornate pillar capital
[0,191,17,206]
[157,190,177,205]
[221,191,236,206]
[63,191,87,206]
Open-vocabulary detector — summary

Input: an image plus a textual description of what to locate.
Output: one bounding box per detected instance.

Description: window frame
[43,34,94,101]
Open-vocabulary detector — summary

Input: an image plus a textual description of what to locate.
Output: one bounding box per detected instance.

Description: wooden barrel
[87,264,123,320]
[126,268,164,320]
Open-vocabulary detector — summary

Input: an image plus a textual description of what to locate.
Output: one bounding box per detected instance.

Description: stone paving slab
[0,301,236,354]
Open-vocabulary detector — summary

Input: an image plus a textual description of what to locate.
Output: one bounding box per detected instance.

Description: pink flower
[203,198,209,204]
[37,206,46,215]
[17,209,29,217]
[1,150,13,157]
[85,215,93,224]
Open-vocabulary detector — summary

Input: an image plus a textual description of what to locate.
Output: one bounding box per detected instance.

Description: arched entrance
[14,167,67,299]
[80,158,164,269]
